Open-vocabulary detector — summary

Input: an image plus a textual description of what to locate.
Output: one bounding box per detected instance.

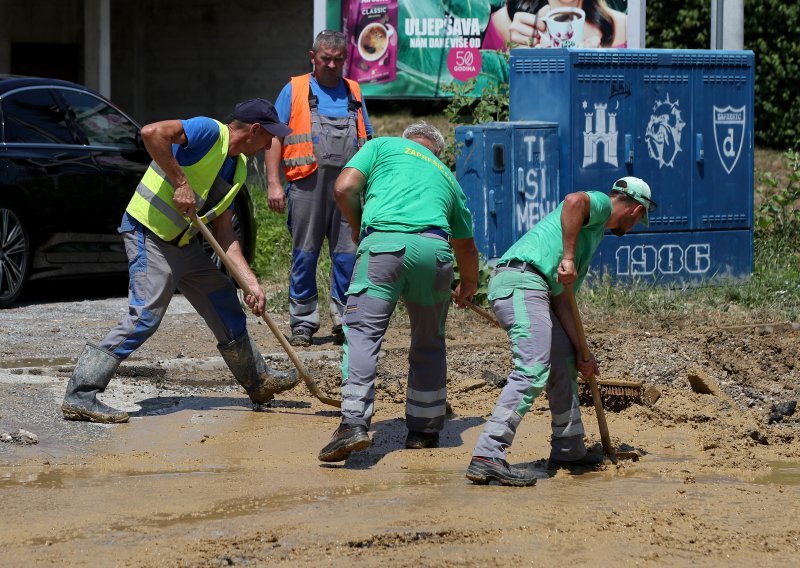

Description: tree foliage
[646,0,799,150]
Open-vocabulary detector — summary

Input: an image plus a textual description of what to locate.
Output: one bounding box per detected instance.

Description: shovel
[190,213,340,408]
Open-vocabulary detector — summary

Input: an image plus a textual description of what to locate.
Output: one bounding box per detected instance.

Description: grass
[248,111,800,326]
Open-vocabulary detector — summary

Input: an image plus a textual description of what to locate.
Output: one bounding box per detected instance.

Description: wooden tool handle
[189,214,340,408]
[564,284,615,461]
[452,291,501,328]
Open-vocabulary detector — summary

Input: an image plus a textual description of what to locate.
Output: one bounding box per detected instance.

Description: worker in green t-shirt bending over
[466,177,656,486]
[318,121,479,463]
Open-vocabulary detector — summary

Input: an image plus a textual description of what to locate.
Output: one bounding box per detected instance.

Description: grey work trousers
[339,232,454,433]
[472,284,587,461]
[287,110,359,334]
[99,221,246,359]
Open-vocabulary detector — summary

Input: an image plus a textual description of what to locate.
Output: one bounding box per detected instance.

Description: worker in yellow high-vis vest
[61,99,300,424]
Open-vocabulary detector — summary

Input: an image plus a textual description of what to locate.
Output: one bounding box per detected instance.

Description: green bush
[439,50,510,170]
[754,150,800,279]
[745,2,800,149]
[246,159,292,283]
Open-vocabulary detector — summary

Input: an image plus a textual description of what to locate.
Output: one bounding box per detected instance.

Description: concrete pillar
[711,0,744,50]
[313,0,326,38]
[627,0,646,49]
[84,0,110,96]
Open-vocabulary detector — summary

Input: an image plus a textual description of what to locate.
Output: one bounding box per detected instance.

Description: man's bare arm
[333,168,367,244]
[265,138,286,213]
[451,237,479,306]
[558,192,591,286]
[140,120,194,216]
[211,210,265,316]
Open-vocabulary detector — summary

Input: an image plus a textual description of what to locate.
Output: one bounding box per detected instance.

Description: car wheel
[0,205,32,308]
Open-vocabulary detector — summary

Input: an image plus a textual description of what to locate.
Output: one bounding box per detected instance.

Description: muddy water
[1,301,799,566]
[1,385,799,567]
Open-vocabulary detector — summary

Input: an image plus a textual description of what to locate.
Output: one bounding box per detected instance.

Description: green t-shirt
[494,191,612,297]
[344,137,474,239]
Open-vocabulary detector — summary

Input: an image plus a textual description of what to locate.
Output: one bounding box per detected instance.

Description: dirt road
[1,291,798,566]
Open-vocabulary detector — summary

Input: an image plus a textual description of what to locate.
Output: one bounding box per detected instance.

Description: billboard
[326,0,634,98]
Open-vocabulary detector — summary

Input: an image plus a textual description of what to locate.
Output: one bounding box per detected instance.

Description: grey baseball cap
[611,176,657,227]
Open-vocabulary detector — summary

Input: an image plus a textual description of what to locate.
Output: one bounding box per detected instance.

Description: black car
[0,76,256,307]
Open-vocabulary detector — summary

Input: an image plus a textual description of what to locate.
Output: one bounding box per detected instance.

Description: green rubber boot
[218,332,299,405]
[62,344,129,424]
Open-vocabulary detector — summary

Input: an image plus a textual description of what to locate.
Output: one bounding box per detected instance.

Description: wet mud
[1,297,798,566]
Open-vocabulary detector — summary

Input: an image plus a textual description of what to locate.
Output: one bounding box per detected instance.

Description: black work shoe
[548,452,607,470]
[288,328,312,347]
[405,430,439,449]
[318,423,371,462]
[331,325,345,346]
[466,456,539,487]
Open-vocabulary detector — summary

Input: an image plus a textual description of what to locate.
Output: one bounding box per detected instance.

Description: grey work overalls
[287,83,361,335]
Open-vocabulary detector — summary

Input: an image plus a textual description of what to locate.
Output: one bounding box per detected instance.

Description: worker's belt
[495,260,548,281]
[361,226,450,242]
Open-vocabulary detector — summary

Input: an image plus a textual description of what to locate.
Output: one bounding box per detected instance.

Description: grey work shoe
[289,327,313,347]
[218,332,299,405]
[318,423,371,462]
[466,456,541,487]
[547,451,607,471]
[62,344,129,424]
[405,430,439,449]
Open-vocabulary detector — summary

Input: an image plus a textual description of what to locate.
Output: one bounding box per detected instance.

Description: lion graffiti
[645,94,686,169]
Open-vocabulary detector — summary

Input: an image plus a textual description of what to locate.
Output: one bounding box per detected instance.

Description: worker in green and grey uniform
[318,121,480,463]
[467,177,656,486]
[61,99,299,424]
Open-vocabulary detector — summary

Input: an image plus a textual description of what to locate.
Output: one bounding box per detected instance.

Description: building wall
[0,0,83,45]
[0,0,314,124]
[0,1,9,71]
[111,0,314,124]
[0,0,84,81]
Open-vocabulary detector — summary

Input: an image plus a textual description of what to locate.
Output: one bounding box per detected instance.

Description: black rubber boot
[62,344,129,424]
[331,325,345,346]
[218,332,299,405]
[547,451,607,471]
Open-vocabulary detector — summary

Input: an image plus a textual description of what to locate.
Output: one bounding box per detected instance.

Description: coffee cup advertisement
[544,7,585,49]
[343,0,398,84]
[334,0,631,98]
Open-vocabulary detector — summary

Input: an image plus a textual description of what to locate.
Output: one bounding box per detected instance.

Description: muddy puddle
[1,303,799,565]
[2,383,798,567]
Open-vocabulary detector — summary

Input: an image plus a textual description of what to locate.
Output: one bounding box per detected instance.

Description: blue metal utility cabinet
[455,122,559,258]
[464,47,755,284]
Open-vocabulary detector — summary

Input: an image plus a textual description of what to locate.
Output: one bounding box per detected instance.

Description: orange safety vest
[281,74,369,181]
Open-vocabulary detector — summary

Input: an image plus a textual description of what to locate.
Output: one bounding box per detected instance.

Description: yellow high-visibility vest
[126,120,247,245]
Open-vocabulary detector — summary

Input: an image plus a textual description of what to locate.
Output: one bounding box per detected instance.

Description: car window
[1,88,75,144]
[58,89,139,149]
